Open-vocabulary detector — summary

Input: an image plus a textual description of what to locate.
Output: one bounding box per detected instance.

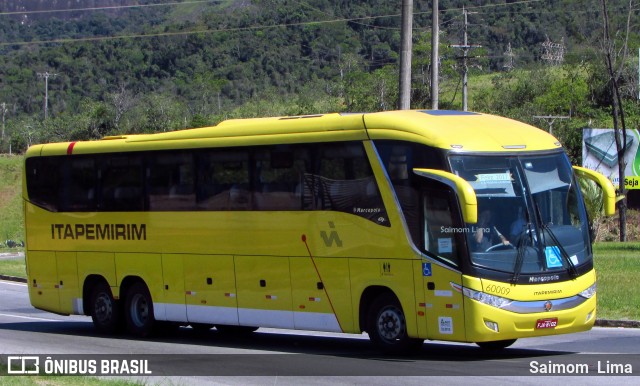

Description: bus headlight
[578,282,597,299]
[462,287,513,309]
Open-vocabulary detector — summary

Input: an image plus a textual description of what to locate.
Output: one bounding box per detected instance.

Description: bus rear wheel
[89,281,122,334]
[124,282,155,337]
[476,339,517,350]
[367,293,423,355]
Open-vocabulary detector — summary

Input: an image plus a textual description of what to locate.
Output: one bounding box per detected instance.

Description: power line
[0,14,400,47]
[0,0,550,18]
[0,1,221,16]
[0,0,582,47]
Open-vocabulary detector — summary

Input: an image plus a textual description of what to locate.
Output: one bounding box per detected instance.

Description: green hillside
[0,0,637,168]
[0,155,23,243]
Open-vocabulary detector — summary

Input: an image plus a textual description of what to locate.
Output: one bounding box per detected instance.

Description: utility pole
[431,0,439,110]
[37,71,58,119]
[1,102,7,142]
[533,115,570,135]
[398,0,413,110]
[450,7,480,111]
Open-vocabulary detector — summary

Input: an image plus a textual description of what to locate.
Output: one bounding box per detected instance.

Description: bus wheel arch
[84,275,122,334]
[121,277,155,337]
[359,286,391,333]
[361,288,423,354]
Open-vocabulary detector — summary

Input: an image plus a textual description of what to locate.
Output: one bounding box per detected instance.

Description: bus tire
[367,293,423,355]
[124,282,155,337]
[476,339,517,350]
[89,281,122,334]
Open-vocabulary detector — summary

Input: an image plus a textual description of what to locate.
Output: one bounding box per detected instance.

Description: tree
[600,0,637,241]
[108,82,136,132]
[579,177,605,241]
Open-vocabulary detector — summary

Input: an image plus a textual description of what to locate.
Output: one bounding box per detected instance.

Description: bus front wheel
[124,282,155,337]
[367,293,423,354]
[89,281,121,334]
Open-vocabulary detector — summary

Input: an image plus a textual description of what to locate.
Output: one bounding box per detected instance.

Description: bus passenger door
[235,255,294,329]
[421,187,467,342]
[183,254,238,326]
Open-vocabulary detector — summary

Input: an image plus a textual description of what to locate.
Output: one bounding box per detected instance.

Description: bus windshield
[449,153,590,278]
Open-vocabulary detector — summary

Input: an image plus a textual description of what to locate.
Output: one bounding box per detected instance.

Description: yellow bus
[23,110,616,353]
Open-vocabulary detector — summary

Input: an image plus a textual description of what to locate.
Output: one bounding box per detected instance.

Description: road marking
[0,312,61,322]
[0,280,27,287]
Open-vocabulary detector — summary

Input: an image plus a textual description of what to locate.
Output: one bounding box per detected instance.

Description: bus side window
[62,157,97,212]
[422,187,463,267]
[101,155,144,211]
[148,151,195,211]
[308,142,388,226]
[197,149,250,211]
[25,157,61,212]
[253,146,308,211]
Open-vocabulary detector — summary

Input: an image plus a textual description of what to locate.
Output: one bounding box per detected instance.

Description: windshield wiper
[532,198,579,279]
[510,222,532,284]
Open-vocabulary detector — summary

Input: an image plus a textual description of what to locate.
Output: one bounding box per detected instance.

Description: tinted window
[101,155,144,211]
[61,157,97,211]
[254,146,309,210]
[306,142,389,225]
[422,185,464,267]
[25,142,388,225]
[197,149,251,210]
[149,151,195,211]
[375,140,448,242]
[25,157,60,212]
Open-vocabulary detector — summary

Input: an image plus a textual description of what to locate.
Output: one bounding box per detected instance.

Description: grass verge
[0,255,25,278]
[0,364,146,385]
[593,242,640,321]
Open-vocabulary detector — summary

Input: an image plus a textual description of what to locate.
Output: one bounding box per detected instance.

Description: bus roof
[363,110,561,152]
[27,110,561,157]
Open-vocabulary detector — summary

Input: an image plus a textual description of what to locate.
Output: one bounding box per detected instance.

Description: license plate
[536,318,558,329]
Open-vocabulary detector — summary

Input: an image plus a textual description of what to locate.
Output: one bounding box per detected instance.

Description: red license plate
[536,318,558,329]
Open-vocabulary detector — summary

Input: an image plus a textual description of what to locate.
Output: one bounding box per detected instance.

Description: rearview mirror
[413,168,478,224]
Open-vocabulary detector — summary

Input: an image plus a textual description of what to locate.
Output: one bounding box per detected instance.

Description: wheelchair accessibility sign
[545,246,563,268]
[422,262,432,277]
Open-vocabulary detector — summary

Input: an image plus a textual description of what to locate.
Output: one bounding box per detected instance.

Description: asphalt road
[1,279,639,385]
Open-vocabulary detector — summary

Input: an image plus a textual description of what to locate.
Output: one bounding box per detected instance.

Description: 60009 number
[485,284,510,296]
